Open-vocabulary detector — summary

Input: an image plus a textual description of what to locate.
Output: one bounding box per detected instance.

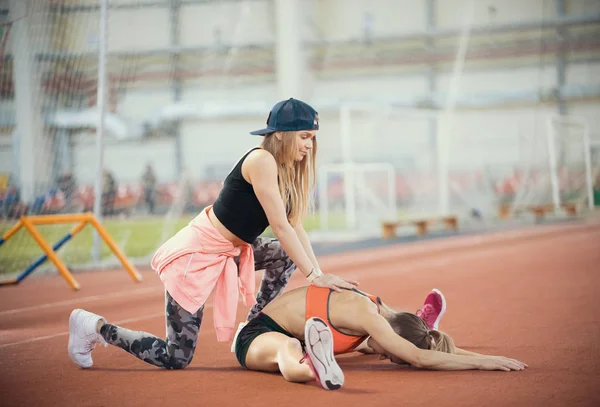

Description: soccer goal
[545,114,595,212]
[317,161,397,235]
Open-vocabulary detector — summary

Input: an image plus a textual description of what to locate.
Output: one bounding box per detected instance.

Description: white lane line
[0,311,165,349]
[0,286,162,316]
[345,228,599,281]
[0,300,220,350]
[1,228,596,349]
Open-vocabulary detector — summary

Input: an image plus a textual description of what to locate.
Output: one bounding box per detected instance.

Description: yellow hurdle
[21,217,82,290]
[0,212,142,291]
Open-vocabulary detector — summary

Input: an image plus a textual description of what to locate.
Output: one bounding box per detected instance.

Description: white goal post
[546,114,595,211]
[317,162,396,232]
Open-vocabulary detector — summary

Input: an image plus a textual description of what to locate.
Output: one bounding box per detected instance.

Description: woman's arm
[246,151,315,277]
[293,222,320,271]
[294,222,359,290]
[245,151,357,291]
[455,347,484,357]
[361,310,527,372]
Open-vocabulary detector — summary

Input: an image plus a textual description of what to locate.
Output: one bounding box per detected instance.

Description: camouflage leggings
[100,290,202,369]
[99,237,296,369]
[245,236,296,321]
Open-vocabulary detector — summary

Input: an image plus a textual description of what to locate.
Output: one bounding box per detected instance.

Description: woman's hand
[477,356,528,372]
[311,273,359,292]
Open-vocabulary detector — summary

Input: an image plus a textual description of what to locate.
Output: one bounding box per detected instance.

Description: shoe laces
[299,351,320,381]
[84,333,106,352]
[298,341,308,364]
[84,341,98,353]
[417,304,435,321]
[299,349,309,365]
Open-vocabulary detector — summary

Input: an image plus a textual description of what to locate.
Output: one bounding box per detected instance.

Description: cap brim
[249,127,276,135]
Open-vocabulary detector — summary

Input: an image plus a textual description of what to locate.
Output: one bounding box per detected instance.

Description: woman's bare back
[261,286,376,340]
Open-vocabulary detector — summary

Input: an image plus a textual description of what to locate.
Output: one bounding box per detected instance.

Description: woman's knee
[164,355,194,370]
[162,343,197,370]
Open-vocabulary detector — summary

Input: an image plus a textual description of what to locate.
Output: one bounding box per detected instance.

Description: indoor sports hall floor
[1,220,599,407]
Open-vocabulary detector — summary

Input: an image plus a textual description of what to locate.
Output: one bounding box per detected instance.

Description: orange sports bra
[305,285,381,355]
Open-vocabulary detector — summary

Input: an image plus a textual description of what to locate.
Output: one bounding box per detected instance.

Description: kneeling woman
[233,286,527,390]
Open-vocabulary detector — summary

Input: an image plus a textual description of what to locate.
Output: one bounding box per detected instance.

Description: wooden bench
[501,203,579,220]
[381,215,459,239]
[498,204,511,219]
[528,204,553,221]
[562,203,578,216]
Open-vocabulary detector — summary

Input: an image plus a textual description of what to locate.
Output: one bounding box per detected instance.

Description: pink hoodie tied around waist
[150,206,256,342]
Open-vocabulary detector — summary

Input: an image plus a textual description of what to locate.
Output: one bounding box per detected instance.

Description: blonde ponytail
[428,330,456,354]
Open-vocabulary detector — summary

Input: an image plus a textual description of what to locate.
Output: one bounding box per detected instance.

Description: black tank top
[212,148,270,243]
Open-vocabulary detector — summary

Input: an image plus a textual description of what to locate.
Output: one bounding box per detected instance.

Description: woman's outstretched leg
[68,291,203,370]
[244,332,315,383]
[243,318,344,390]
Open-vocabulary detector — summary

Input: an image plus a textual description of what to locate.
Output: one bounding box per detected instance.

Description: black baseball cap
[250,98,319,135]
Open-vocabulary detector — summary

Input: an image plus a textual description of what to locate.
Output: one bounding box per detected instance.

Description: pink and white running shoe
[301,317,344,390]
[416,288,447,331]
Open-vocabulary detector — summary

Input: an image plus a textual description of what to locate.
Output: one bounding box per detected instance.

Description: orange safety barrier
[0,212,143,291]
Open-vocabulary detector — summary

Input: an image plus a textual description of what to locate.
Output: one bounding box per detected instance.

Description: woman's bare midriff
[207,206,247,247]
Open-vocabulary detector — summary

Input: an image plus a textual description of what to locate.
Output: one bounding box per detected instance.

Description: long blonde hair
[260,131,317,226]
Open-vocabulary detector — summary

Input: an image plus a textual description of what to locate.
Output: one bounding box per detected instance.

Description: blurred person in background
[67,98,359,371]
[102,168,116,216]
[0,173,22,219]
[56,171,77,212]
[141,163,157,214]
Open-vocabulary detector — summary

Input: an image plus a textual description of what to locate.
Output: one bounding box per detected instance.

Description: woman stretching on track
[67,98,358,370]
[233,287,528,390]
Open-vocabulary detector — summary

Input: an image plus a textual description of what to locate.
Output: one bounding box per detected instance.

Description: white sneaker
[68,309,108,368]
[303,317,344,390]
[230,321,247,352]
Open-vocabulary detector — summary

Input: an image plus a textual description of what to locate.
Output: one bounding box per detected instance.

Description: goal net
[510,114,595,214]
[0,0,259,278]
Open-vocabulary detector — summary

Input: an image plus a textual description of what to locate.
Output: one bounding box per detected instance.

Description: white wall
[182,82,278,106]
[310,0,558,41]
[567,63,600,87]
[118,86,174,122]
[60,0,596,54]
[5,0,599,189]
[437,0,556,28]
[313,74,428,103]
[569,103,600,138]
[180,0,275,47]
[324,104,555,173]
[311,0,425,42]
[62,7,170,53]
[70,64,596,184]
[437,66,556,95]
[49,0,586,54]
[73,135,177,184]
[566,0,600,15]
[180,118,262,179]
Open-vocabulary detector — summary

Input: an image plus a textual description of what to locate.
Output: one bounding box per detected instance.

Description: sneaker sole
[68,309,93,369]
[431,288,447,331]
[304,317,344,390]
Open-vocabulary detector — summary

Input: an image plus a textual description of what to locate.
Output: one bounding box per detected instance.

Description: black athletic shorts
[234,312,295,368]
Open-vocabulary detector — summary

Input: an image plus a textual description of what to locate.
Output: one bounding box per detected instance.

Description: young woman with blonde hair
[67,98,359,370]
[233,287,527,390]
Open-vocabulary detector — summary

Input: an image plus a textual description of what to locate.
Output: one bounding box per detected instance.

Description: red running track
[1,221,599,407]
